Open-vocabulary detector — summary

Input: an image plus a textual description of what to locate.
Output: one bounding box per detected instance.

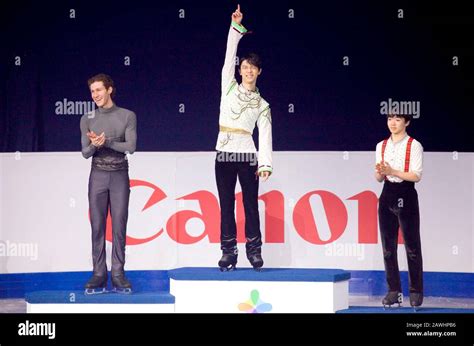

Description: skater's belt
[219,125,251,136]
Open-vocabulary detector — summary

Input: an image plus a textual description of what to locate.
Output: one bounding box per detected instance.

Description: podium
[26,290,175,313]
[169,267,350,313]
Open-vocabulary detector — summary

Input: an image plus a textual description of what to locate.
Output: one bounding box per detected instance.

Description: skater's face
[387,115,410,135]
[90,81,113,108]
[239,60,261,86]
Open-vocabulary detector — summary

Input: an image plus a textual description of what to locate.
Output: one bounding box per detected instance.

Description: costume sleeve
[105,112,137,154]
[80,115,97,159]
[221,23,247,95]
[257,106,273,175]
[409,140,423,179]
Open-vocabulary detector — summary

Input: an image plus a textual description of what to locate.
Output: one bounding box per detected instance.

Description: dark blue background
[1,0,472,152]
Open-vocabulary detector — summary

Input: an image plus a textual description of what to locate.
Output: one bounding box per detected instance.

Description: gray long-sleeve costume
[80,103,137,278]
[80,104,137,171]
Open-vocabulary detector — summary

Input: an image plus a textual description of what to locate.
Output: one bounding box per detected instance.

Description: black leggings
[378,181,423,293]
[215,152,262,256]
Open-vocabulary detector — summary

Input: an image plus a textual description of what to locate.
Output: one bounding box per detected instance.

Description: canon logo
[94,180,405,246]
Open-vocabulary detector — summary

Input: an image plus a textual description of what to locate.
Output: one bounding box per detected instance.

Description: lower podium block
[169,267,350,313]
[25,291,175,313]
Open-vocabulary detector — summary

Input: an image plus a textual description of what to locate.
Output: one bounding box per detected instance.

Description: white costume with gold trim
[215,22,273,174]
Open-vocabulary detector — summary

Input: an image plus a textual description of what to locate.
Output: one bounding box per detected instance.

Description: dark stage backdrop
[1,0,473,153]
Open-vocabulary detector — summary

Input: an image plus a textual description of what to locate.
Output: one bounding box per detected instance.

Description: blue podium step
[337,306,474,314]
[26,290,175,313]
[168,267,350,282]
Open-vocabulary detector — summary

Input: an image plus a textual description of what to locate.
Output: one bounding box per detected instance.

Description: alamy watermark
[216,151,258,166]
[324,242,365,261]
[55,98,96,116]
[18,320,55,339]
[380,98,420,119]
[0,240,38,260]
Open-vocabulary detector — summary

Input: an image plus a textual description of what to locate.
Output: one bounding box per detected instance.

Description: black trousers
[215,151,262,256]
[88,168,130,277]
[378,180,423,293]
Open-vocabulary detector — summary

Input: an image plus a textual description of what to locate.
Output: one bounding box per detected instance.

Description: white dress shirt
[375,134,423,183]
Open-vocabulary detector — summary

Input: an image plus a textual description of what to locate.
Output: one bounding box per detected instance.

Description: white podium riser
[171,280,348,313]
[27,303,175,313]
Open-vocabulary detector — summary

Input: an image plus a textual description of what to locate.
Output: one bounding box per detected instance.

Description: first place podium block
[169,267,350,313]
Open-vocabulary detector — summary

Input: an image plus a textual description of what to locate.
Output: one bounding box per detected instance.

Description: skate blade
[113,287,132,294]
[219,265,236,272]
[382,303,402,310]
[84,288,106,295]
[253,267,263,272]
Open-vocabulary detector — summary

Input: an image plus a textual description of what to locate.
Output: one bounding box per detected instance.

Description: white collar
[390,133,409,145]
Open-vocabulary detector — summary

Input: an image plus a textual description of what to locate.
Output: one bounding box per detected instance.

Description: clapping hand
[87,131,105,148]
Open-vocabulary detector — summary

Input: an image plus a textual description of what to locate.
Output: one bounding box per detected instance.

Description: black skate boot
[218,248,238,272]
[410,292,423,311]
[382,291,403,309]
[247,252,264,271]
[84,274,107,295]
[112,275,132,294]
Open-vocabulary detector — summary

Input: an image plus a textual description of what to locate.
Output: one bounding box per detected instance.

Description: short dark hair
[87,73,115,98]
[387,113,412,123]
[239,53,262,70]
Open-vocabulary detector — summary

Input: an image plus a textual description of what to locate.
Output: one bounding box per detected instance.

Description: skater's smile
[90,81,113,108]
[239,60,261,85]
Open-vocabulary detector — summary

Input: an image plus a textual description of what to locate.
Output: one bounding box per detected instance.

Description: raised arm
[221,4,248,94]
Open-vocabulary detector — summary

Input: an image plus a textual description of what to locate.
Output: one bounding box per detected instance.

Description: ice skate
[84,274,107,295]
[382,291,403,309]
[112,275,132,294]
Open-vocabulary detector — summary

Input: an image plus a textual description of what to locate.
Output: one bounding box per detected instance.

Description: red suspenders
[404,137,414,172]
[381,139,388,164]
[381,137,414,179]
[381,139,389,181]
